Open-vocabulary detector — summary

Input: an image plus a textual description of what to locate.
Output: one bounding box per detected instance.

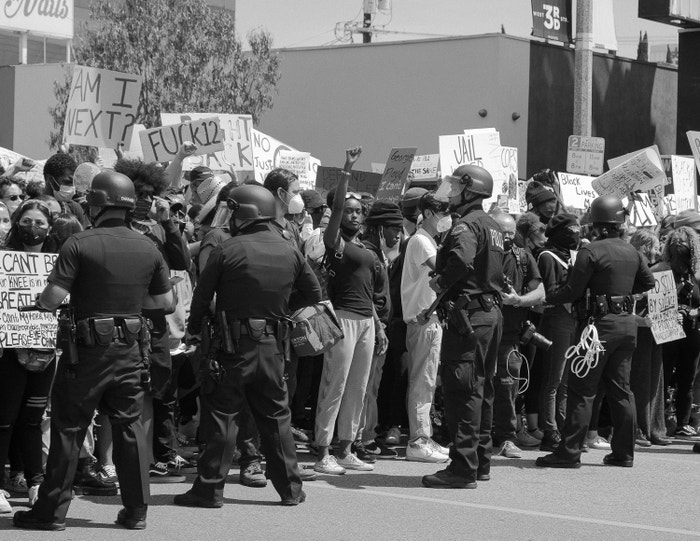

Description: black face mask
[18,225,48,246]
[503,238,514,252]
[552,232,580,250]
[131,197,153,222]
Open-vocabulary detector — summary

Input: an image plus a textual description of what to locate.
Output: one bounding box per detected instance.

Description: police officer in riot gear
[174,184,321,508]
[536,195,655,469]
[422,164,505,489]
[14,171,173,531]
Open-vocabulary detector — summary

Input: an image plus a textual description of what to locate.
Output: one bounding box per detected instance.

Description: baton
[419,289,448,322]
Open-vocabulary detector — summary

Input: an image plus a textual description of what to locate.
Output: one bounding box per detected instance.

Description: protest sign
[410,154,439,181]
[315,167,382,198]
[592,147,666,199]
[558,172,597,210]
[608,145,663,171]
[375,147,417,203]
[161,113,254,173]
[252,129,296,184]
[279,150,313,190]
[500,147,520,213]
[99,124,146,168]
[0,251,59,348]
[687,131,700,174]
[371,163,385,174]
[647,270,685,344]
[566,135,605,176]
[660,194,678,216]
[623,193,657,228]
[64,66,142,148]
[671,156,697,212]
[0,146,26,172]
[140,117,224,163]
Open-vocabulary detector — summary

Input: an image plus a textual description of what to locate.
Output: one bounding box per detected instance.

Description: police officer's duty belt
[75,316,144,346]
[577,294,635,318]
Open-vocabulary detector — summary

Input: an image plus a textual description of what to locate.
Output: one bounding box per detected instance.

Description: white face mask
[436,215,452,233]
[55,184,75,202]
[287,194,305,215]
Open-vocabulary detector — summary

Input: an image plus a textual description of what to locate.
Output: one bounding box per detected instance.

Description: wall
[527,41,677,175]
[258,34,531,178]
[0,66,15,150]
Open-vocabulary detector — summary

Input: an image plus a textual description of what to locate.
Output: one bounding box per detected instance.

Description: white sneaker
[336,453,374,471]
[28,485,39,507]
[0,491,11,514]
[384,427,401,445]
[497,440,523,459]
[406,440,449,463]
[313,455,346,475]
[585,435,611,450]
[427,438,450,456]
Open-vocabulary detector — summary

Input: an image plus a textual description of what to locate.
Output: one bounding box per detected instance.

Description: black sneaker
[74,458,118,496]
[351,441,377,464]
[535,453,581,469]
[363,439,398,458]
[167,454,198,474]
[149,462,186,483]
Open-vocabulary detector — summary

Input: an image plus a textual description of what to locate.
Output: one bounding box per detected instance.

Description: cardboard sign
[623,193,657,228]
[279,150,312,190]
[558,172,597,210]
[566,135,605,176]
[592,147,666,199]
[608,145,663,171]
[64,66,142,148]
[160,113,254,173]
[688,131,700,174]
[671,156,697,212]
[315,167,382,198]
[500,147,520,213]
[140,117,224,163]
[648,270,685,344]
[375,147,417,203]
[410,154,439,181]
[0,251,59,348]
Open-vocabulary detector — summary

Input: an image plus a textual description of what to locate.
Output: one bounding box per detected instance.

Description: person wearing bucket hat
[354,201,401,460]
[536,195,655,470]
[525,181,558,225]
[422,164,505,489]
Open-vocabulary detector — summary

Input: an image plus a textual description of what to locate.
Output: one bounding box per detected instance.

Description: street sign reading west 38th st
[566,135,605,176]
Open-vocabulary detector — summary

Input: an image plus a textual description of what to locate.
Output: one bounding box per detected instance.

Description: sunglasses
[7,194,26,202]
[346,192,361,201]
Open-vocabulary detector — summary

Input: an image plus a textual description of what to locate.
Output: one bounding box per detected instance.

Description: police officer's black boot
[73,458,118,496]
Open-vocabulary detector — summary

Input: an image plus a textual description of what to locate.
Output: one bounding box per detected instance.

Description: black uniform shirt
[436,201,505,298]
[547,237,655,305]
[188,222,321,333]
[503,247,541,334]
[48,219,171,320]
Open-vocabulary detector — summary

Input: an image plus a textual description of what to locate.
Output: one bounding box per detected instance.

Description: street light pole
[573,0,593,136]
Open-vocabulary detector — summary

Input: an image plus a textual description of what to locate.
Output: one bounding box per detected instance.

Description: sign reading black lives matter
[531,0,572,43]
[0,251,59,349]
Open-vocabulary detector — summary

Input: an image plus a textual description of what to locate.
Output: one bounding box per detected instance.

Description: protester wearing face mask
[536,214,581,453]
[0,200,55,513]
[114,158,194,479]
[263,168,304,251]
[0,201,11,244]
[42,153,89,228]
[400,193,454,463]
[400,187,428,236]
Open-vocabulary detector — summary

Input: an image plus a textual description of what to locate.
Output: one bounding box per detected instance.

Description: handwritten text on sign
[558,172,597,210]
[140,117,224,163]
[64,66,142,148]
[671,155,697,212]
[315,167,382,198]
[375,147,417,203]
[0,251,58,349]
[647,270,685,345]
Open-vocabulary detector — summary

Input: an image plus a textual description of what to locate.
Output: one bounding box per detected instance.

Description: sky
[236,0,680,59]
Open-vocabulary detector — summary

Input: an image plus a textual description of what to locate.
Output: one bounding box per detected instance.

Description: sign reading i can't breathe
[0,251,59,349]
[64,66,143,148]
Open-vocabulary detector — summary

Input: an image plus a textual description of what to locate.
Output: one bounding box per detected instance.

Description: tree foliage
[49,0,280,151]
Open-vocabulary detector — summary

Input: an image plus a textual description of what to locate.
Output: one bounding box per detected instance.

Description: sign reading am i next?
[0,251,59,348]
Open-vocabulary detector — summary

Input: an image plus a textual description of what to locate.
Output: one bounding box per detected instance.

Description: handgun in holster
[447,294,474,336]
[56,308,79,366]
[277,318,292,381]
[138,318,152,392]
[217,311,236,354]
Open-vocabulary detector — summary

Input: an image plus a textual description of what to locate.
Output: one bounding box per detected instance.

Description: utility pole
[573,0,593,136]
[362,8,372,43]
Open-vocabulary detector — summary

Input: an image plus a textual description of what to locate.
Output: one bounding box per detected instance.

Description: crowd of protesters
[1,142,700,517]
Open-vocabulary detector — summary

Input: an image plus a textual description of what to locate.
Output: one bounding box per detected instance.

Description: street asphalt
[2,437,699,541]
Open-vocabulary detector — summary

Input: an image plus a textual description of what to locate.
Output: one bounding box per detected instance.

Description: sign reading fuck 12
[63,66,143,148]
[0,0,74,39]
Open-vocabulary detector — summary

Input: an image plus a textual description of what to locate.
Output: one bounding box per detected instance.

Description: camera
[519,320,552,350]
